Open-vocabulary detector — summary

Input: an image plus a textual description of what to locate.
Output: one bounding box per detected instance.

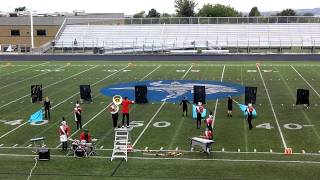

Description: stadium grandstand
[51,16,320,54]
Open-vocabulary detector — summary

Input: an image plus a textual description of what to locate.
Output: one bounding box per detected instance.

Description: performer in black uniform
[245,104,254,130]
[43,97,51,120]
[227,96,233,117]
[180,96,191,117]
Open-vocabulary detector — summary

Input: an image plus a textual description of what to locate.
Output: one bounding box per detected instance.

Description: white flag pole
[30,0,34,49]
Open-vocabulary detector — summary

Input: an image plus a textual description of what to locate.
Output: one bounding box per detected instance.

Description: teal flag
[239,104,257,117]
[192,104,207,120]
[29,109,43,124]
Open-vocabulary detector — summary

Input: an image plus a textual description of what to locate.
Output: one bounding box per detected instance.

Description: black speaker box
[38,148,50,161]
[31,85,43,103]
[135,85,148,104]
[193,86,206,104]
[80,85,92,102]
[245,87,257,105]
[296,89,309,105]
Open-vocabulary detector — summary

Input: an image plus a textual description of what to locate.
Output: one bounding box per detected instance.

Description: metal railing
[64,16,320,25]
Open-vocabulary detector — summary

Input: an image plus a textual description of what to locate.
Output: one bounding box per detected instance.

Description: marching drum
[75,148,85,157]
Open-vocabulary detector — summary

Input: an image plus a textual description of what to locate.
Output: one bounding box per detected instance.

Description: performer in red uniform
[121,97,134,127]
[196,102,204,129]
[74,102,82,130]
[80,129,92,143]
[58,118,71,150]
[206,112,214,131]
[200,128,213,140]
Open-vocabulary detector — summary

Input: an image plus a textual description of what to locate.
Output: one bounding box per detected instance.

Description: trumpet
[113,95,123,105]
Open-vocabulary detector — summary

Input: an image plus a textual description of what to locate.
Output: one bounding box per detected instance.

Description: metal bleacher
[54,18,320,53]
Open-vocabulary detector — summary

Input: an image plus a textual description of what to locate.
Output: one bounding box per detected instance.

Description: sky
[2,0,320,14]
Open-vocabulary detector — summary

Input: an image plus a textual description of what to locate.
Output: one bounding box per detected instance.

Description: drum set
[70,138,98,158]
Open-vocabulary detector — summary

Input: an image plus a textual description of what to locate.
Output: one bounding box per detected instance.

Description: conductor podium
[191,137,214,154]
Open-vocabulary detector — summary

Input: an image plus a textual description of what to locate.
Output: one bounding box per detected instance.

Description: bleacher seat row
[55,23,320,50]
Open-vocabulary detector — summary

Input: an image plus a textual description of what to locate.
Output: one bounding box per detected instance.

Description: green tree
[161,13,172,17]
[249,6,261,16]
[276,9,296,16]
[198,4,241,17]
[14,6,27,12]
[174,0,198,17]
[133,11,145,18]
[146,8,160,18]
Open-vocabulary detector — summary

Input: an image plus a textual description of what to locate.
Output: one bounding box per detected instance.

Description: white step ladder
[111,127,131,161]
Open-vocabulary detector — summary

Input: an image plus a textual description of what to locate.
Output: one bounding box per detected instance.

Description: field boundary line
[132,65,193,147]
[0,62,49,76]
[257,65,287,149]
[290,65,320,99]
[213,65,226,120]
[0,65,97,110]
[0,153,320,164]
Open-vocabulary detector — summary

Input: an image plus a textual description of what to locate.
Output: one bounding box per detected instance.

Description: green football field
[0,60,320,179]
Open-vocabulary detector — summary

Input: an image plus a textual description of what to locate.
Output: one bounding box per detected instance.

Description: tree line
[134,0,314,18]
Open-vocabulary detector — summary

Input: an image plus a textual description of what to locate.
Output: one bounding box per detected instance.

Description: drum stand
[30,137,46,153]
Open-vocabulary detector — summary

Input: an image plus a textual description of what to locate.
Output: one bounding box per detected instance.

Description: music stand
[30,137,46,153]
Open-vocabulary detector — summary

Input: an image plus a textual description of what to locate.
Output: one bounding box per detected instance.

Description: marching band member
[121,97,134,127]
[80,129,92,143]
[109,103,119,128]
[245,103,254,130]
[196,102,204,129]
[200,128,213,140]
[227,96,233,117]
[180,96,191,117]
[59,118,71,151]
[206,112,214,131]
[43,97,51,120]
[74,101,82,130]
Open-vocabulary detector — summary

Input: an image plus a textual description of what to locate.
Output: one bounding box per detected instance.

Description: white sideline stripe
[0,65,65,90]
[26,157,38,180]
[291,65,320,99]
[257,66,287,149]
[56,105,111,148]
[1,62,49,76]
[0,153,320,164]
[0,65,103,140]
[139,65,161,81]
[0,65,98,110]
[213,65,226,120]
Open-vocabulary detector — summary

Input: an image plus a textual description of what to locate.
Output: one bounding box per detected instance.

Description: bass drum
[75,148,85,157]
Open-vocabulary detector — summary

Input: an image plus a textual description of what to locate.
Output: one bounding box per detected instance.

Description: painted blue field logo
[100,80,244,103]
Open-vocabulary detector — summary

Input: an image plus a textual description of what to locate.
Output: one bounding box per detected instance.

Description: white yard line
[257,65,287,149]
[0,62,50,76]
[133,65,193,147]
[290,65,320,99]
[0,65,67,90]
[0,65,98,110]
[213,65,226,120]
[139,65,161,81]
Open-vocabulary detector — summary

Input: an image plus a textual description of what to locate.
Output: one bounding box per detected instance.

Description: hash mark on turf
[12,144,18,147]
[0,144,3,147]
[27,144,32,148]
[100,146,104,150]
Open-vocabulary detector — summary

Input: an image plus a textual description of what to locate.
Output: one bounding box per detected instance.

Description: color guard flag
[29,109,43,124]
[192,104,207,119]
[239,104,257,117]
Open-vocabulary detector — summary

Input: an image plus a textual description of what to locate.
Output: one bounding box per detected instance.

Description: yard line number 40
[256,123,310,130]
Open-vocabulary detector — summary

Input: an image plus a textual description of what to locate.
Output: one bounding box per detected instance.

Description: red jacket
[59,125,71,137]
[206,117,213,126]
[80,132,92,142]
[121,99,134,113]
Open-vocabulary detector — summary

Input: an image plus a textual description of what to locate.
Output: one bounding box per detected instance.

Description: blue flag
[192,105,207,120]
[239,104,257,117]
[29,109,43,124]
